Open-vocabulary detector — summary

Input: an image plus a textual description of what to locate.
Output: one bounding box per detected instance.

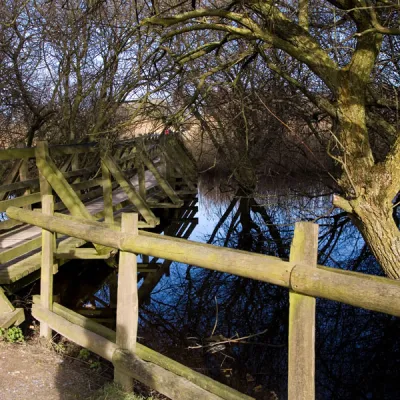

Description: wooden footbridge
[2,138,400,399]
[0,135,197,328]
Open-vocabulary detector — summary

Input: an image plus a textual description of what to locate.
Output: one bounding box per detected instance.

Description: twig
[188,328,269,350]
[211,296,218,337]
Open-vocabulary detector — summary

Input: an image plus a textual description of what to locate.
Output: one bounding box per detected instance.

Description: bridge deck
[0,172,158,284]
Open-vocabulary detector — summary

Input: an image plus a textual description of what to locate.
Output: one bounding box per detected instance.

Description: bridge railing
[0,142,99,229]
[6,201,400,400]
[0,136,196,230]
[0,136,198,273]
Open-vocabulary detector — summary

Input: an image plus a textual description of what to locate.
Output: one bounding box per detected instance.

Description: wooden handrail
[6,206,400,317]
[0,138,152,161]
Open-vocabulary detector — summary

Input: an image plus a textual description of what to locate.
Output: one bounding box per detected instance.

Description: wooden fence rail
[6,201,400,400]
[7,206,400,317]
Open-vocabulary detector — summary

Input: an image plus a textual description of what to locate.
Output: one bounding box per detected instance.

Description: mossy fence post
[114,213,139,390]
[40,194,56,339]
[36,141,52,198]
[100,143,114,224]
[288,222,318,400]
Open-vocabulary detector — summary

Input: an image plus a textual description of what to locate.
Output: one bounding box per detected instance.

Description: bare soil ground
[0,338,110,400]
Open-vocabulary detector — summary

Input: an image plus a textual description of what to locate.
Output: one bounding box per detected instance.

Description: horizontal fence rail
[7,206,400,317]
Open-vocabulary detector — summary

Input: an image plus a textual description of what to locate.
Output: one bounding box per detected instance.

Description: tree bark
[352,197,400,279]
[334,179,400,280]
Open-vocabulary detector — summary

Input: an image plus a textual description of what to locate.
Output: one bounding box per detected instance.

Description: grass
[90,383,153,400]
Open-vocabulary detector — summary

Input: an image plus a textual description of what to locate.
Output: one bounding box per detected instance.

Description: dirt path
[0,340,110,400]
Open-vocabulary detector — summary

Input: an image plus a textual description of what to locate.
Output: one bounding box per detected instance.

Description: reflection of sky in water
[192,192,366,269]
[142,189,376,309]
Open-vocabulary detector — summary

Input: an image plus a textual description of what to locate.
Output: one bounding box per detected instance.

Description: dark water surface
[20,178,400,399]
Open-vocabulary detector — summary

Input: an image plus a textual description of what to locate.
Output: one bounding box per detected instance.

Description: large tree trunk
[333,102,400,279]
[335,65,400,279]
[347,195,400,279]
[334,173,400,279]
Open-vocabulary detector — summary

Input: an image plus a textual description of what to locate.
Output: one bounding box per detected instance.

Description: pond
[20,175,400,400]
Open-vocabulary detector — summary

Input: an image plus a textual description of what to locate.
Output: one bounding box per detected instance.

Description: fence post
[100,140,114,224]
[36,141,52,198]
[19,159,32,209]
[288,222,318,400]
[114,213,139,391]
[101,160,114,224]
[138,157,146,200]
[40,194,55,339]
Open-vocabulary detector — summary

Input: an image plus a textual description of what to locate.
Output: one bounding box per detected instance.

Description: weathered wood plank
[137,158,146,200]
[164,137,197,179]
[0,193,41,212]
[288,222,318,400]
[0,236,42,264]
[70,177,103,192]
[36,142,52,199]
[0,237,86,284]
[0,219,23,231]
[161,148,196,191]
[52,211,150,229]
[19,159,32,210]
[139,151,183,206]
[49,143,99,156]
[113,350,224,400]
[32,303,117,361]
[40,194,55,339]
[0,143,99,160]
[0,178,40,193]
[0,167,99,194]
[290,265,400,317]
[0,307,25,329]
[55,248,111,260]
[101,160,113,224]
[147,202,183,209]
[6,207,293,287]
[114,213,139,390]
[36,147,92,220]
[63,165,98,179]
[0,286,14,314]
[32,297,252,400]
[102,154,159,226]
[0,148,35,160]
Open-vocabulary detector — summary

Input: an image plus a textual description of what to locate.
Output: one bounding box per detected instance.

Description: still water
[27,178,400,399]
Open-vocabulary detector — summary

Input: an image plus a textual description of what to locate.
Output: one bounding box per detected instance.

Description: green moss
[0,326,25,343]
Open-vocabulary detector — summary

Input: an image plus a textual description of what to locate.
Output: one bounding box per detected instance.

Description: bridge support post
[101,159,114,224]
[288,222,318,400]
[40,194,56,339]
[138,158,146,201]
[114,213,139,391]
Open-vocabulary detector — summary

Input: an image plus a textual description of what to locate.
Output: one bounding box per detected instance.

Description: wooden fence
[0,136,195,231]
[6,200,400,400]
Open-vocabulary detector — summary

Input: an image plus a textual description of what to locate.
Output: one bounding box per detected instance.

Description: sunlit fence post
[114,213,139,391]
[40,194,55,339]
[288,222,318,400]
[101,159,114,224]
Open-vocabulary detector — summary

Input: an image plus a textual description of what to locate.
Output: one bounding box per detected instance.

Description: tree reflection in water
[138,179,400,400]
